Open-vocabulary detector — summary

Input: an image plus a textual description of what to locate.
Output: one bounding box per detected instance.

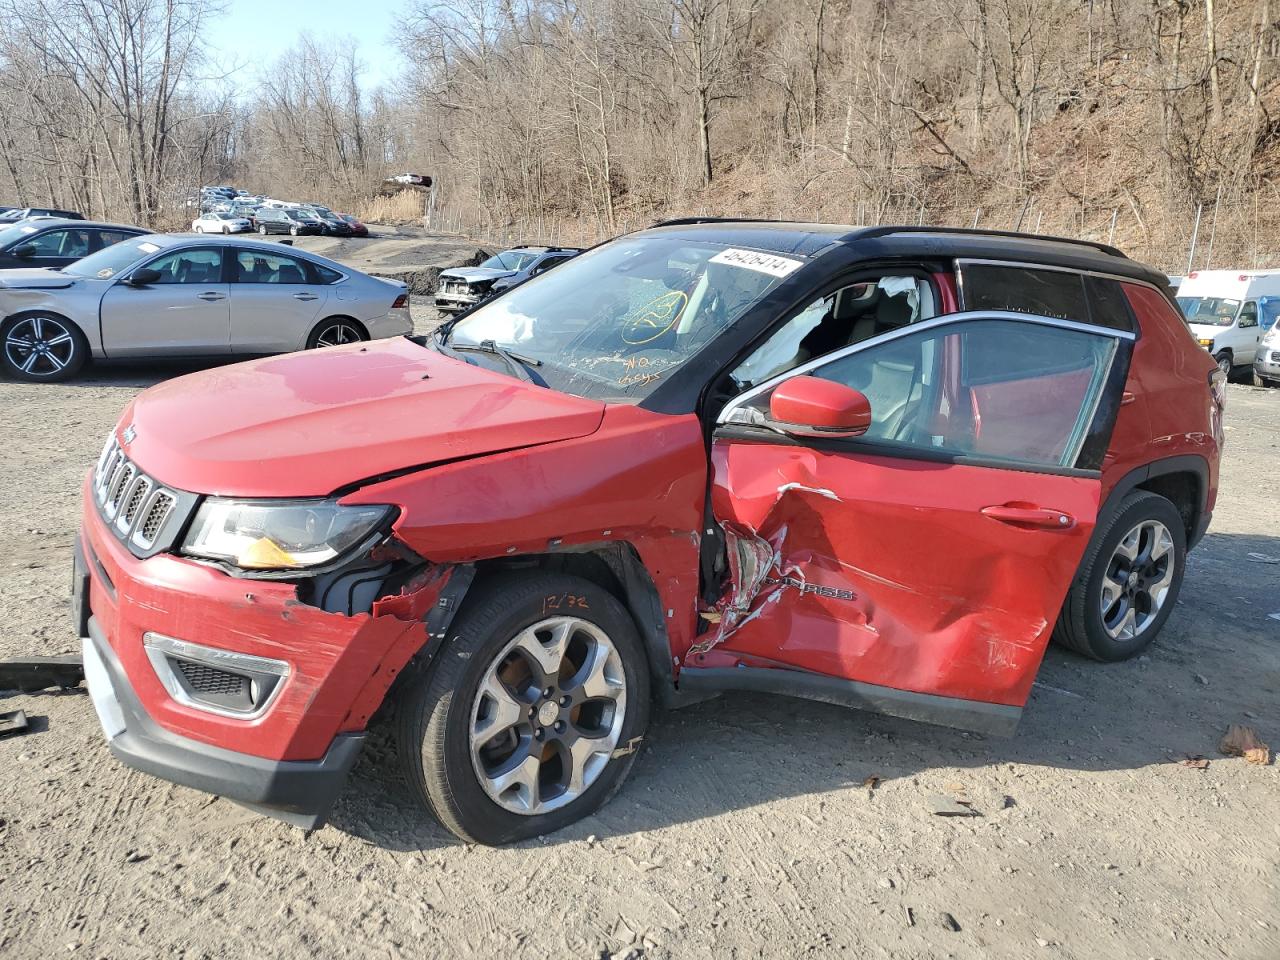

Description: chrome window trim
[718,309,1125,470]
[143,632,290,721]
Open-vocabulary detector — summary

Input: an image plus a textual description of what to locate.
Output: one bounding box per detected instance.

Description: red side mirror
[768,375,872,439]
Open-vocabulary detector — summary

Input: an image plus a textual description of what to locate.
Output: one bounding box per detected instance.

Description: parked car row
[191,185,369,238]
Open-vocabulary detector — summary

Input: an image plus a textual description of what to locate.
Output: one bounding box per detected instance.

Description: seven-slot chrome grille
[93,437,183,552]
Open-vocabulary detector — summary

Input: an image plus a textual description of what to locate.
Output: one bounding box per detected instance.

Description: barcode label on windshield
[709,248,803,278]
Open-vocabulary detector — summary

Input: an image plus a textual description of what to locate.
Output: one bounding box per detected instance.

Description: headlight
[182,498,393,571]
[1198,338,1214,348]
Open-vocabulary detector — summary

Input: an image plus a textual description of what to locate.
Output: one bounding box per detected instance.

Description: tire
[258,225,268,235]
[396,572,651,845]
[195,226,203,233]
[1214,351,1233,377]
[1052,491,1187,661]
[0,312,88,382]
[305,317,368,349]
[1253,370,1275,388]
[289,225,299,236]
[222,225,229,234]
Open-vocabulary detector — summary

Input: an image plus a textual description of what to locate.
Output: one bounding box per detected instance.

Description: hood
[0,268,76,289]
[119,337,606,498]
[440,267,514,283]
[1187,322,1231,340]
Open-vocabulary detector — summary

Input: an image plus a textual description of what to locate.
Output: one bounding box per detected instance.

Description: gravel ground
[0,311,1276,959]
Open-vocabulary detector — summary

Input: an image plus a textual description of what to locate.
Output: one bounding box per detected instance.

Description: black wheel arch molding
[1097,454,1212,550]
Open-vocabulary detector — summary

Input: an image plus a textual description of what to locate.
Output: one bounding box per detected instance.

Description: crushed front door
[695,311,1131,732]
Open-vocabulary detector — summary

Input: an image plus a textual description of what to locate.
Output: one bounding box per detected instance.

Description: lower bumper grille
[144,632,289,718]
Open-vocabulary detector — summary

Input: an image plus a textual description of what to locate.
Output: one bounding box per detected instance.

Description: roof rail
[848,225,1127,259]
[648,216,784,228]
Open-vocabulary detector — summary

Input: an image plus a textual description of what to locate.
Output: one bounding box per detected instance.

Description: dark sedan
[0,219,146,270]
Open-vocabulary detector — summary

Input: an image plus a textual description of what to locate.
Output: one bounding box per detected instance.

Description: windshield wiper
[451,339,544,385]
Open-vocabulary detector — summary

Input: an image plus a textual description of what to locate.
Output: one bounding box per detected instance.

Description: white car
[192,212,252,234]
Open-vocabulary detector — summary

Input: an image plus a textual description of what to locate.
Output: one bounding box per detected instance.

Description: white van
[1176,270,1280,375]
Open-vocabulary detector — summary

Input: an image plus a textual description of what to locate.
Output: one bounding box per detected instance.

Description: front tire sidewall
[401,574,651,845]
[1215,351,1233,376]
[1071,493,1187,661]
[0,312,88,382]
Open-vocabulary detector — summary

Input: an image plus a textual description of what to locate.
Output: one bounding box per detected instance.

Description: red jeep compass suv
[74,222,1223,844]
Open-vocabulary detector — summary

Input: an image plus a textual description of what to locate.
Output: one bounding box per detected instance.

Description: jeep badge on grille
[121,424,136,445]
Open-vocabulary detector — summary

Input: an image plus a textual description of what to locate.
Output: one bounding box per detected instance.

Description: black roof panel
[632,219,1164,285]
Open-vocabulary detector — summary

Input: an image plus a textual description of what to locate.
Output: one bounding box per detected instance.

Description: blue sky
[202,0,407,94]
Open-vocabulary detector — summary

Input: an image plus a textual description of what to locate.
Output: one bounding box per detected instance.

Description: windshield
[63,237,160,279]
[1178,296,1241,327]
[0,222,40,247]
[446,237,801,401]
[481,250,542,272]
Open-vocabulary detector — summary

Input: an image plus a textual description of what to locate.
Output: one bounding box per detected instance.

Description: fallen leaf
[862,775,881,792]
[1179,756,1209,770]
[1219,724,1270,765]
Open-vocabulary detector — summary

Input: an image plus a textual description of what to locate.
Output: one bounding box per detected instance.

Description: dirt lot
[0,273,1277,958]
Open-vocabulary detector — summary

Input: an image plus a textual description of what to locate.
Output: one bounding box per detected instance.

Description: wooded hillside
[1,0,1277,271]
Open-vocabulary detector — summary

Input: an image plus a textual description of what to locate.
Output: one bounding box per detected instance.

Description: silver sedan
[0,234,411,381]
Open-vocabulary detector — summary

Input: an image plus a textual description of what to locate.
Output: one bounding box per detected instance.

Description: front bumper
[81,614,363,830]
[75,471,450,827]
[434,292,480,312]
[1254,348,1280,380]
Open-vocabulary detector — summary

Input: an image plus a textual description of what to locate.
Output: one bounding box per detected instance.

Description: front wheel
[258,224,268,235]
[195,226,203,233]
[1052,491,1187,661]
[1214,351,1233,377]
[1254,370,1276,387]
[1,312,88,382]
[289,225,299,236]
[396,573,650,844]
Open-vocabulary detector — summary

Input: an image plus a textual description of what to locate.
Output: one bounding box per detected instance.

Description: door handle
[981,504,1075,529]
[196,292,225,301]
[292,293,318,301]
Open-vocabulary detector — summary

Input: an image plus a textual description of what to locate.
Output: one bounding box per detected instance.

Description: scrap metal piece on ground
[1219,724,1271,765]
[0,656,84,693]
[0,709,29,737]
[928,792,981,817]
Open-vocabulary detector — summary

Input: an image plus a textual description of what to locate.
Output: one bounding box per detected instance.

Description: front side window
[232,250,309,284]
[445,237,802,401]
[1238,302,1259,328]
[26,228,92,258]
[731,275,938,389]
[733,317,1117,469]
[145,248,223,284]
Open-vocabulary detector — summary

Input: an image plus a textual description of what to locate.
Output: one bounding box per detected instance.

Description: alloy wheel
[1216,353,1232,376]
[4,315,77,378]
[312,323,362,347]
[469,616,627,815]
[1099,519,1176,641]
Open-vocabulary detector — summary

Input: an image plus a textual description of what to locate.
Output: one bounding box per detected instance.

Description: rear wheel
[396,573,650,844]
[258,224,268,235]
[305,317,368,349]
[1053,491,1187,661]
[289,225,299,236]
[1,312,88,382]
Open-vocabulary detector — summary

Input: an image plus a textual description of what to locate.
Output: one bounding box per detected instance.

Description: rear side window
[311,263,343,284]
[961,264,1136,332]
[232,250,310,284]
